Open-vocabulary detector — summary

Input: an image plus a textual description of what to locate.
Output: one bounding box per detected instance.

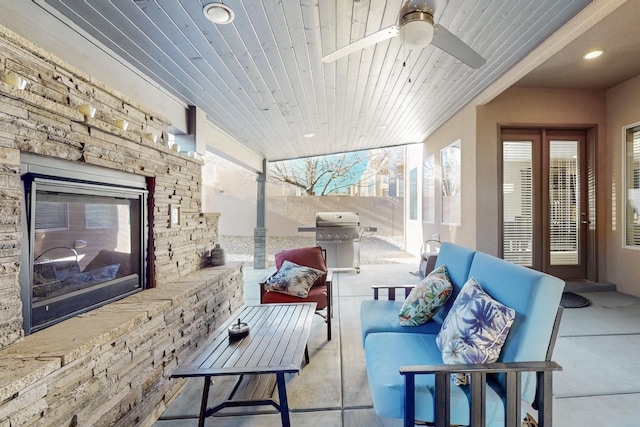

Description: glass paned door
[544,132,587,279]
[549,140,579,265]
[501,128,589,280]
[503,141,533,266]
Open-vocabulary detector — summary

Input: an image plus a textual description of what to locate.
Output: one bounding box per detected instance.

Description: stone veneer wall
[0,25,244,425]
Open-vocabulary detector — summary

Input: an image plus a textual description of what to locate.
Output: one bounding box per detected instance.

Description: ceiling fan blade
[431,25,486,68]
[322,25,400,63]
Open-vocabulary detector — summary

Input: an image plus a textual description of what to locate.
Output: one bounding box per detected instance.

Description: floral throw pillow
[398,265,453,326]
[264,260,324,298]
[435,277,516,385]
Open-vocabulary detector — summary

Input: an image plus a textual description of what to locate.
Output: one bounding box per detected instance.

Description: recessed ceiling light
[583,49,604,60]
[203,3,235,25]
[303,133,315,138]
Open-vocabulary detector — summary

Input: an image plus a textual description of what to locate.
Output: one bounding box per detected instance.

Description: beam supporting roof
[205,122,265,174]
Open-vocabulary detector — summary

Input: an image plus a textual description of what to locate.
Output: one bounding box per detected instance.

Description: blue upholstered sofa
[360,242,564,427]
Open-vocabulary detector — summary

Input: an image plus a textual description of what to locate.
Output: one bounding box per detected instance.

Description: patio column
[254,159,268,268]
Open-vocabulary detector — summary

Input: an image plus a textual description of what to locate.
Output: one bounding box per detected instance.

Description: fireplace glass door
[26,176,147,332]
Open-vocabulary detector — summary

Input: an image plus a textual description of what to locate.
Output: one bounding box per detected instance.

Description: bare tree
[269,150,388,196]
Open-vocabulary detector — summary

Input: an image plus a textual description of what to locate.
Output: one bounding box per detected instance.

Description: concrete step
[565,279,616,293]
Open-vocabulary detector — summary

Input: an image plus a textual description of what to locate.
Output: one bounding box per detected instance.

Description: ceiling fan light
[203,3,235,25]
[399,12,435,50]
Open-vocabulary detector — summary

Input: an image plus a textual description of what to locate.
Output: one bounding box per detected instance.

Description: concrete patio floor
[154,262,640,426]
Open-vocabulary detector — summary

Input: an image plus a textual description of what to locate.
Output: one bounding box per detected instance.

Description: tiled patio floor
[155,262,640,426]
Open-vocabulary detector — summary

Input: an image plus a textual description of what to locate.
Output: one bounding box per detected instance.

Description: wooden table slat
[171,303,316,378]
[268,305,312,367]
[203,305,280,370]
[244,305,303,368]
[179,306,266,373]
[235,305,294,369]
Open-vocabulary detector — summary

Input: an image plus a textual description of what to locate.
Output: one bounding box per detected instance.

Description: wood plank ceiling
[34,0,592,161]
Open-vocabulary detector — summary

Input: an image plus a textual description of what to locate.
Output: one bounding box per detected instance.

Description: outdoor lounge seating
[360,242,565,427]
[260,246,333,340]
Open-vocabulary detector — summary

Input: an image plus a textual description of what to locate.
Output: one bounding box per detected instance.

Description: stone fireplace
[21,154,149,333]
[0,24,244,426]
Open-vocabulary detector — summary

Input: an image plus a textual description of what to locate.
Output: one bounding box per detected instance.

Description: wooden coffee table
[171,303,317,427]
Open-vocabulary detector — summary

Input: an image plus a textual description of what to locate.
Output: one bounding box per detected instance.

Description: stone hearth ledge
[0,262,243,406]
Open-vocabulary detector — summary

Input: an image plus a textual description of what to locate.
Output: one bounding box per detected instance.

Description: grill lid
[315,211,360,227]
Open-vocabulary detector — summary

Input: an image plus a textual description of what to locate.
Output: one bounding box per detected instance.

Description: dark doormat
[560,291,591,308]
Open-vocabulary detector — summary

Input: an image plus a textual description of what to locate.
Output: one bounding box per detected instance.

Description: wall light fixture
[79,104,96,118]
[145,132,158,143]
[3,72,27,90]
[115,118,129,131]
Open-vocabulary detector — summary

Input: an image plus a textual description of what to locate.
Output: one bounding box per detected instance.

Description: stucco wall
[420,104,478,253]
[206,192,404,237]
[604,74,640,295]
[411,80,640,294]
[202,154,404,238]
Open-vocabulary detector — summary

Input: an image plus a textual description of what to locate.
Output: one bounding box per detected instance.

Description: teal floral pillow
[398,265,452,326]
[264,260,324,298]
[435,277,516,385]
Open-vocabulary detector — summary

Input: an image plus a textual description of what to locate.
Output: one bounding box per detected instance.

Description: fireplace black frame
[20,154,149,334]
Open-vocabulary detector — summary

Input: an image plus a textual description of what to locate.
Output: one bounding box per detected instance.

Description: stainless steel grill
[316,211,361,272]
[298,212,373,273]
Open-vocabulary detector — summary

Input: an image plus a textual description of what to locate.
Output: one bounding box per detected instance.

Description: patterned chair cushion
[398,265,452,326]
[274,246,327,288]
[264,260,325,298]
[436,277,516,385]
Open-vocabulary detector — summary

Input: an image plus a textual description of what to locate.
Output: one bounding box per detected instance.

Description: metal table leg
[198,376,211,427]
[275,373,291,427]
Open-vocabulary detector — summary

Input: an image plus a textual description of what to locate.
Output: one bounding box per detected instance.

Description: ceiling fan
[321,0,486,69]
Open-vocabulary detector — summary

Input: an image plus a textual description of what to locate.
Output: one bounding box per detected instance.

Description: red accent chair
[260,246,332,341]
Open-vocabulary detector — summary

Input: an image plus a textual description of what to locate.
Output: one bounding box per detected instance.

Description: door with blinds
[501,128,589,280]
